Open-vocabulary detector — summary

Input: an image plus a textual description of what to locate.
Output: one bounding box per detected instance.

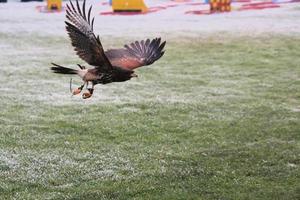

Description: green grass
[0,33,300,199]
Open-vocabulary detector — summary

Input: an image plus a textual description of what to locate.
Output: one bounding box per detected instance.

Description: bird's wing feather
[105,38,166,70]
[66,0,112,71]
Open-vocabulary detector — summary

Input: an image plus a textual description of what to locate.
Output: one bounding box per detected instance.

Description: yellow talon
[82,92,92,99]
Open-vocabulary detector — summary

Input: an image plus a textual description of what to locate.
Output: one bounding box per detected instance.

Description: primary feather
[105,38,166,70]
[65,0,112,72]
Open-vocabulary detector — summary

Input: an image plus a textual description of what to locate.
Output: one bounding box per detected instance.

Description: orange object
[47,0,62,11]
[210,0,231,13]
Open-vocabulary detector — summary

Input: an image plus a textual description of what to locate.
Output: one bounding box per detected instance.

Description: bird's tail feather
[51,63,78,75]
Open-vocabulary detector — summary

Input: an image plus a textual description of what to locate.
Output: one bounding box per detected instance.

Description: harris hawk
[51,0,166,99]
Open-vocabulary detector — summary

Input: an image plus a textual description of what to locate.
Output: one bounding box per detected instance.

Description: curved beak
[131,73,138,78]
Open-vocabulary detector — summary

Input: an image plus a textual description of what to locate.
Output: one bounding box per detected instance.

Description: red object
[185,0,288,15]
[239,2,280,10]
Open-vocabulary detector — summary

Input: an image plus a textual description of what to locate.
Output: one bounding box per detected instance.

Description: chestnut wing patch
[105,38,166,70]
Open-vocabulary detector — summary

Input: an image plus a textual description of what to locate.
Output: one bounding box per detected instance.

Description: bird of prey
[51,0,166,99]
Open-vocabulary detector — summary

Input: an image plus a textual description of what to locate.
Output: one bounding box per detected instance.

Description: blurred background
[1,0,300,37]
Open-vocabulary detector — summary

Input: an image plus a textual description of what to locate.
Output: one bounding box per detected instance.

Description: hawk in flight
[51,0,166,99]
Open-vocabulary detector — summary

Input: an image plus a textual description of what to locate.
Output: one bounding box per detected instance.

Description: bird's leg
[82,83,94,99]
[72,83,85,95]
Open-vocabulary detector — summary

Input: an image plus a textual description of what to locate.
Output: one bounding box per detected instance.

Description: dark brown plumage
[51,0,166,99]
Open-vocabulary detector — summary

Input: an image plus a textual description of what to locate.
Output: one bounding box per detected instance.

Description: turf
[0,33,300,199]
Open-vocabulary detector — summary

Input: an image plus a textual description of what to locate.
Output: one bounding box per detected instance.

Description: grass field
[0,33,300,199]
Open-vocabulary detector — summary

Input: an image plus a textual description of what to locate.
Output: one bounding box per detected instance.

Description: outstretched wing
[105,38,166,70]
[66,0,112,71]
